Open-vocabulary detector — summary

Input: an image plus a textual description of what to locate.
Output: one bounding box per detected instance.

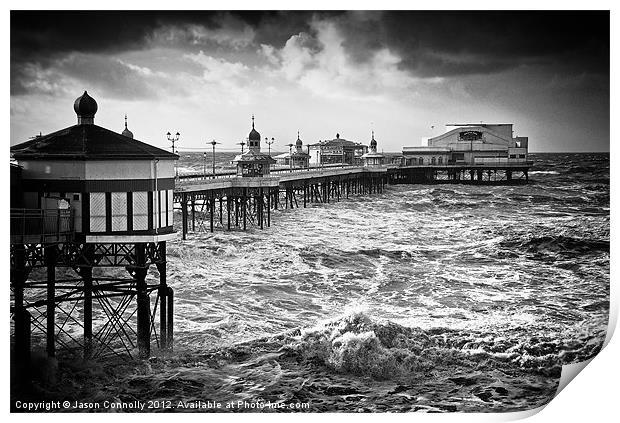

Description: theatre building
[403,123,528,165]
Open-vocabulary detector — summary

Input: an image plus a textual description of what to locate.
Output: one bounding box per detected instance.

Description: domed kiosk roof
[248,115,261,141]
[74,90,98,117]
[11,92,177,161]
[370,131,377,147]
[121,114,134,139]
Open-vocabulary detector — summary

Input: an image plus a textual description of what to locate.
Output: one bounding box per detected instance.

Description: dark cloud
[334,11,609,77]
[11,10,609,96]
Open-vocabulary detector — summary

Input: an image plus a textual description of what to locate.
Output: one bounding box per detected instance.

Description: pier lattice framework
[10,239,173,377]
[173,167,388,238]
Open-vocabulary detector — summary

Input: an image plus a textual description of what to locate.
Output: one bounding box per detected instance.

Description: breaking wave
[285,311,607,382]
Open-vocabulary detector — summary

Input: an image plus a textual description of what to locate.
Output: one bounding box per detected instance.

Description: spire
[252,114,255,129]
[372,130,375,140]
[297,130,300,140]
[121,113,134,139]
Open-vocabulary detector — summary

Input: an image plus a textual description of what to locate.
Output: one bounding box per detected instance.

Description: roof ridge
[11,124,177,160]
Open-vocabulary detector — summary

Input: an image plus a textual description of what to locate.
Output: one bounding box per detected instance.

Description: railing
[176,163,359,184]
[10,208,74,244]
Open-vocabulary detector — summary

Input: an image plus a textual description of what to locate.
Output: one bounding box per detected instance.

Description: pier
[9,92,533,380]
[173,161,530,238]
[174,166,387,239]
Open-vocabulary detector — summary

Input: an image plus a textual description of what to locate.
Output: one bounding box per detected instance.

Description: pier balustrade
[10,208,74,244]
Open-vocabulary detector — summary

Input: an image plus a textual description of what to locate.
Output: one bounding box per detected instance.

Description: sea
[16,152,610,413]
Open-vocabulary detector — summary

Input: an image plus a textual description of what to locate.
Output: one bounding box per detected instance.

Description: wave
[500,235,609,257]
[282,311,605,383]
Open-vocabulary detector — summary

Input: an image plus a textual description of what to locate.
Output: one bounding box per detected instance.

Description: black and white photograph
[7,5,612,416]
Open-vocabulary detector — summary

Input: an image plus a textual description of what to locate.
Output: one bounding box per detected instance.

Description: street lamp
[288,143,294,170]
[167,131,180,177]
[265,137,275,155]
[209,140,219,178]
[237,139,246,153]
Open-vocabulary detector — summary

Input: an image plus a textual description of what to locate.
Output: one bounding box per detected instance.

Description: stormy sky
[10,10,609,152]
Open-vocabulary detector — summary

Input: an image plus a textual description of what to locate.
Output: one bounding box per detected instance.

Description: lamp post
[203,152,207,178]
[167,131,180,177]
[265,137,275,155]
[237,139,246,154]
[209,140,219,178]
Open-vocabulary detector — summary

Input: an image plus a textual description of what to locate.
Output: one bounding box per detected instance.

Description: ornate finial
[124,114,128,129]
[297,130,300,139]
[372,130,375,140]
[252,114,255,128]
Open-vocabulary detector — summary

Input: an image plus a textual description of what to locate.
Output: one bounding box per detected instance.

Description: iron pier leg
[135,243,150,359]
[210,193,215,233]
[156,242,167,351]
[12,245,31,377]
[303,184,307,208]
[243,189,247,231]
[267,189,271,227]
[82,265,93,359]
[181,193,188,240]
[46,246,57,358]
[167,287,174,350]
[259,190,264,230]
[235,197,239,227]
[191,197,195,231]
[227,196,231,231]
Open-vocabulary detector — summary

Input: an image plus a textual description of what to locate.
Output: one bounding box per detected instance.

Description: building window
[509,154,517,159]
[519,154,526,158]
[431,157,436,165]
[419,157,424,165]
[438,157,443,165]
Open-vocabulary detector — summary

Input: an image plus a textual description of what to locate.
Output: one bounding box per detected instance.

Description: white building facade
[403,123,529,165]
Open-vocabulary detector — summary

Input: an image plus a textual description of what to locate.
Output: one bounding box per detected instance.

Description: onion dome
[296,131,303,147]
[121,114,134,139]
[248,114,261,141]
[74,91,98,124]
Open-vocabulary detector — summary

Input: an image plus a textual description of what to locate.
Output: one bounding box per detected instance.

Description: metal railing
[176,163,359,184]
[10,208,74,244]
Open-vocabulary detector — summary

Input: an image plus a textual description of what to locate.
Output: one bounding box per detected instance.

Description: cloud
[11,10,609,100]
[182,51,256,105]
[11,53,182,100]
[148,14,256,50]
[258,19,436,101]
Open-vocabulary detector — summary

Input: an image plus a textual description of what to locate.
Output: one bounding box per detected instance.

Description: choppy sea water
[21,153,610,413]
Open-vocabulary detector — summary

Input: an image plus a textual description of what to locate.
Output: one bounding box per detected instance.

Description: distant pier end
[389,123,532,183]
